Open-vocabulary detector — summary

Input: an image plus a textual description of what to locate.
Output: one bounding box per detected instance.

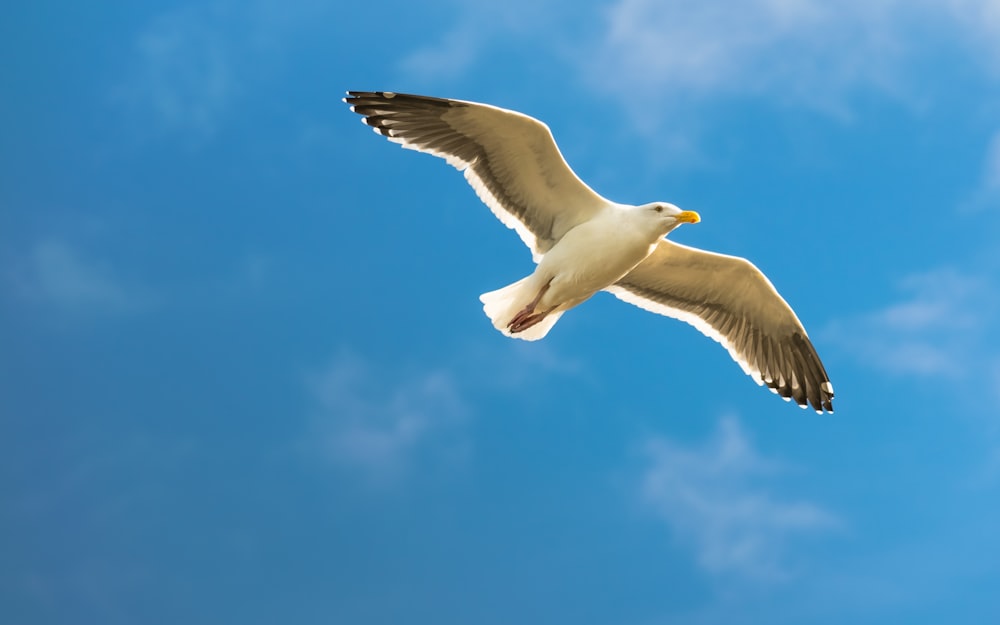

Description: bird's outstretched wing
[344,91,611,260]
[607,240,834,412]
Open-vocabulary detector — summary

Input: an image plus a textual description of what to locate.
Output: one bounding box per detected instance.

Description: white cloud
[986,132,1000,195]
[303,341,584,484]
[826,268,997,377]
[584,0,1000,121]
[6,240,148,315]
[826,267,1000,486]
[590,1,879,114]
[968,130,1000,211]
[306,354,468,482]
[399,26,481,82]
[958,129,1000,212]
[942,0,1000,64]
[394,0,585,86]
[389,0,1000,144]
[639,417,838,581]
[117,5,236,137]
[115,0,334,138]
[453,340,587,392]
[395,6,501,84]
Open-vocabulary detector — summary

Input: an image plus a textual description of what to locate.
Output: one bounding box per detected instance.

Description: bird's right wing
[345,91,611,261]
[606,240,834,412]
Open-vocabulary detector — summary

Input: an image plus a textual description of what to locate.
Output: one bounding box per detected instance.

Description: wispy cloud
[965,130,1000,211]
[452,340,587,392]
[392,0,1000,142]
[116,5,236,138]
[306,353,468,483]
[590,0,894,117]
[304,342,584,484]
[394,0,584,86]
[825,268,997,378]
[114,0,334,138]
[585,0,1000,121]
[639,417,838,581]
[399,26,481,82]
[827,267,1000,483]
[5,239,149,315]
[985,132,1000,197]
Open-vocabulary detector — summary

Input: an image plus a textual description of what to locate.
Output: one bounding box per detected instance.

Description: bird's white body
[481,205,675,340]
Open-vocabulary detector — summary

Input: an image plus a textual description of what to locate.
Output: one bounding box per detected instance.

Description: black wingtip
[343,91,458,111]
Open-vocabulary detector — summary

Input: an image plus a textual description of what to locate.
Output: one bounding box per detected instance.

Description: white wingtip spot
[821,381,834,394]
[384,91,396,98]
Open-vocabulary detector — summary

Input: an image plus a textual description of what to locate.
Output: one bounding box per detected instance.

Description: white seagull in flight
[344,91,834,413]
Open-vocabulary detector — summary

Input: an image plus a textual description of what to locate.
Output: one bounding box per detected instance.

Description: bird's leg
[509,308,556,333]
[507,279,552,331]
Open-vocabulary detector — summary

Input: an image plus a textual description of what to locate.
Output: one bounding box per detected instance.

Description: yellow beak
[675,210,701,224]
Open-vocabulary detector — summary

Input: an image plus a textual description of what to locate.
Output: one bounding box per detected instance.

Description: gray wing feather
[607,240,834,413]
[344,91,610,260]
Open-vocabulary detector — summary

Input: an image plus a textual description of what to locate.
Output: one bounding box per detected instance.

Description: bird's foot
[508,311,549,333]
[508,305,536,330]
[507,279,553,333]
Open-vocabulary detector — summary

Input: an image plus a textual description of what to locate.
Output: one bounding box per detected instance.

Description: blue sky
[3,1,1000,623]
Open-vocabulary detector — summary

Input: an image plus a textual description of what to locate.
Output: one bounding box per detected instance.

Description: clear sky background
[3,1,1000,624]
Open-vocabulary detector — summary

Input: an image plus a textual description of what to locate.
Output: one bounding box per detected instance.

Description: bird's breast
[536,214,659,309]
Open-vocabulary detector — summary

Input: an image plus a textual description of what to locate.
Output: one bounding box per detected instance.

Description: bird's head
[640,202,701,235]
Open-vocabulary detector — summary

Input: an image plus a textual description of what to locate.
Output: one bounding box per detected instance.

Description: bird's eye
[654,205,663,213]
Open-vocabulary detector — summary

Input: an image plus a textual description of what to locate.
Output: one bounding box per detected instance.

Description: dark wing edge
[343,91,607,260]
[607,241,835,413]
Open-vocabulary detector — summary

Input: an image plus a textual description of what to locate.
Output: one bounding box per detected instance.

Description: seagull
[344,91,834,413]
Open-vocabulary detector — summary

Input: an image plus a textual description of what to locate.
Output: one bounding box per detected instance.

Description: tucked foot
[508,305,536,330]
[506,279,552,333]
[509,310,550,333]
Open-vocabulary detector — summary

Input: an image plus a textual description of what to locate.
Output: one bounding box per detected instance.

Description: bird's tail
[480,277,564,341]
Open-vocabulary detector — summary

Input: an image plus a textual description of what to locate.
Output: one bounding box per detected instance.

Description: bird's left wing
[345,91,611,260]
[606,240,834,412]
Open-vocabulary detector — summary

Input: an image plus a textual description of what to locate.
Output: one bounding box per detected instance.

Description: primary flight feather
[344,91,834,413]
